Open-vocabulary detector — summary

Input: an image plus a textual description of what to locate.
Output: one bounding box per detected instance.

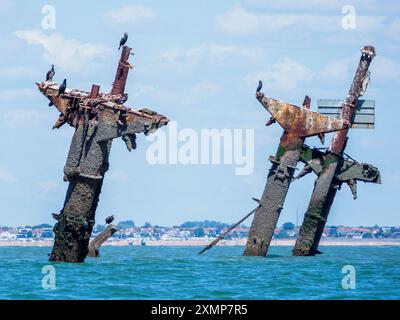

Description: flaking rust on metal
[258,95,350,138]
[37,46,168,263]
[243,91,348,257]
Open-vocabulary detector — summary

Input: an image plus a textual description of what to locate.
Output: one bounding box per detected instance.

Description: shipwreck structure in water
[200,46,381,257]
[37,45,168,263]
[292,46,381,256]
[243,45,381,257]
[242,89,349,256]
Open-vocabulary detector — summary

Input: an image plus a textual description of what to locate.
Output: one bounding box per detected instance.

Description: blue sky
[0,0,399,227]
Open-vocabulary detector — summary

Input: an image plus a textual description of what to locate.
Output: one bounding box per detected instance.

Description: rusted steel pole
[199,205,259,255]
[37,46,168,263]
[90,84,100,98]
[243,92,348,256]
[293,46,376,256]
[111,46,132,95]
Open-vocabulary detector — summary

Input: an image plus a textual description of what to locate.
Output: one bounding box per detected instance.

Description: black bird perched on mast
[118,32,128,50]
[115,93,128,105]
[58,78,67,96]
[46,65,55,81]
[105,215,115,224]
[256,80,263,93]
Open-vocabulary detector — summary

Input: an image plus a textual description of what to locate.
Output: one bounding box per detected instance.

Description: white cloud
[160,43,262,71]
[0,167,16,183]
[355,15,387,32]
[319,57,351,82]
[13,30,111,71]
[130,83,155,98]
[246,0,400,14]
[35,180,59,195]
[0,66,41,80]
[177,81,220,106]
[245,0,380,11]
[218,4,335,35]
[387,17,400,39]
[0,88,37,101]
[191,82,220,97]
[104,5,157,25]
[215,4,386,36]
[372,56,400,84]
[317,52,400,88]
[215,4,263,35]
[0,107,48,127]
[157,81,221,108]
[244,58,314,90]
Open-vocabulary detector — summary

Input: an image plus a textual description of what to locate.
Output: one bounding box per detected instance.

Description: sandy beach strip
[0,238,400,247]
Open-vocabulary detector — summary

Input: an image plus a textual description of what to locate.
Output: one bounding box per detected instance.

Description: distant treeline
[1,223,53,230]
[180,220,231,229]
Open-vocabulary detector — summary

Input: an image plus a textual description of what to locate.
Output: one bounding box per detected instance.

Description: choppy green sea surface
[0,246,399,299]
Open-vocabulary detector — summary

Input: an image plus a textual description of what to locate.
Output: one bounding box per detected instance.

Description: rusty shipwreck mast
[37,45,168,263]
[243,90,349,256]
[293,46,381,256]
[199,46,381,256]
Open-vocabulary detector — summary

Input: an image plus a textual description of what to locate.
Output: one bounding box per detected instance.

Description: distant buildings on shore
[1,220,400,242]
[0,223,54,241]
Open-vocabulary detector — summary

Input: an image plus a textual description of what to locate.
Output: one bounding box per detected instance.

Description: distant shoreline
[1,238,400,247]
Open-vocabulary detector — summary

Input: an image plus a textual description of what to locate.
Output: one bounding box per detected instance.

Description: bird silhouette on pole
[46,65,55,81]
[105,215,115,224]
[256,80,263,93]
[58,79,67,96]
[115,93,128,105]
[119,32,128,50]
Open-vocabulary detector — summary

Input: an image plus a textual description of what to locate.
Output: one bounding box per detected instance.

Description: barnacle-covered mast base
[293,46,378,256]
[36,46,168,263]
[243,92,349,257]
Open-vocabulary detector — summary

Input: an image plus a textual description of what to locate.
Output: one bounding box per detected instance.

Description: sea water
[0,246,399,300]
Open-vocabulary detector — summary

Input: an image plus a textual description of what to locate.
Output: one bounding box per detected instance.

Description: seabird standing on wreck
[257,80,276,126]
[256,80,263,93]
[115,93,128,105]
[105,215,115,224]
[118,32,128,50]
[58,78,67,96]
[46,65,55,81]
[46,65,56,106]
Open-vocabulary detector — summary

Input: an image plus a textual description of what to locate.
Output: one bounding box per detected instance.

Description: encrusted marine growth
[37,46,168,262]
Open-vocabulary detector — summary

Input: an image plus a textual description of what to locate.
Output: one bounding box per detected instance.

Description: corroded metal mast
[37,45,168,262]
[293,46,378,256]
[111,46,132,95]
[243,91,349,256]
